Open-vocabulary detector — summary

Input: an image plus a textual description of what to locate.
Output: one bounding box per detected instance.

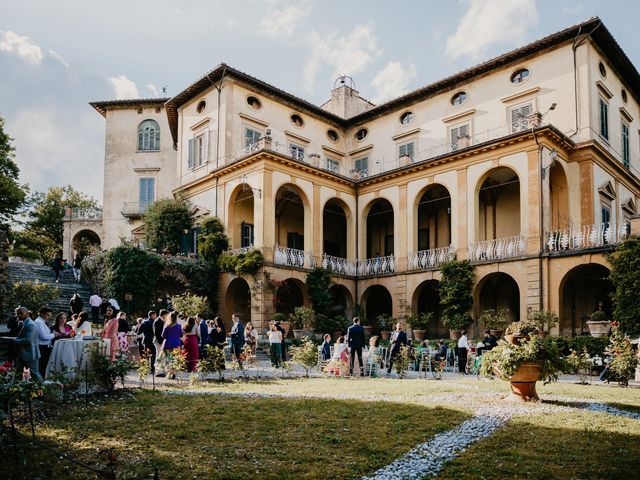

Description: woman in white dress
[72,311,93,339]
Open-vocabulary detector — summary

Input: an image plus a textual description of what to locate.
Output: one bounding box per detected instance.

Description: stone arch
[363,198,395,259]
[559,263,612,336]
[475,166,521,241]
[227,183,255,249]
[72,229,101,256]
[225,277,252,331]
[361,284,392,327]
[475,272,520,324]
[275,278,307,317]
[549,162,570,230]
[413,183,452,251]
[412,280,447,338]
[327,284,353,320]
[275,184,310,251]
[322,197,353,260]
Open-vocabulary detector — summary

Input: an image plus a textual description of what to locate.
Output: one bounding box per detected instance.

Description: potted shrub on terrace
[377,314,394,340]
[272,313,290,338]
[504,317,539,346]
[528,309,559,338]
[479,308,511,338]
[361,317,373,338]
[586,310,610,338]
[441,313,472,340]
[407,312,433,341]
[290,306,315,339]
[480,334,563,401]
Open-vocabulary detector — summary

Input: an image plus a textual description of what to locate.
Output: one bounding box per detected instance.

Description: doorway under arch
[475,272,520,324]
[225,277,252,331]
[361,284,392,328]
[412,280,447,338]
[275,278,306,317]
[477,167,521,241]
[560,264,612,336]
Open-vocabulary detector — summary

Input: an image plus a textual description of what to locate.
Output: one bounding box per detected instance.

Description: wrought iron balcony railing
[65,207,102,221]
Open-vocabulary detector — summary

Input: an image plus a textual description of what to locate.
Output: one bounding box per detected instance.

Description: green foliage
[505,317,539,336]
[406,312,433,330]
[589,310,608,322]
[376,314,394,331]
[608,321,639,387]
[290,306,315,330]
[439,260,474,331]
[272,313,287,324]
[480,335,564,384]
[528,309,559,332]
[563,349,592,383]
[0,117,27,230]
[609,236,640,336]
[290,337,319,376]
[479,308,511,330]
[218,249,264,275]
[143,198,191,254]
[198,217,229,263]
[136,354,152,386]
[196,345,227,379]
[306,267,333,316]
[394,345,412,379]
[6,280,59,313]
[76,235,100,257]
[171,292,209,317]
[89,346,134,392]
[544,336,609,358]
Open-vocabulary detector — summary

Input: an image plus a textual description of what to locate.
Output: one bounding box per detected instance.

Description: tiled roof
[89,98,170,117]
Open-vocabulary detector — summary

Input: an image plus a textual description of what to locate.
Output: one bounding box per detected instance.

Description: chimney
[320,76,374,119]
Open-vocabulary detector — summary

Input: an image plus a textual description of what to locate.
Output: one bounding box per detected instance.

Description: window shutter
[203,131,209,163]
[154,129,160,149]
[188,138,195,169]
[148,178,155,202]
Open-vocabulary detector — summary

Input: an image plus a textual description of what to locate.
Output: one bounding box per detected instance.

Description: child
[321,334,331,361]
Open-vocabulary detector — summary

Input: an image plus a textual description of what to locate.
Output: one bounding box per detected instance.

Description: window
[622,121,630,169]
[247,96,262,109]
[450,92,467,106]
[509,103,533,133]
[287,232,304,250]
[601,203,611,224]
[599,97,609,140]
[354,156,368,176]
[290,114,304,128]
[355,128,368,141]
[289,143,305,161]
[449,123,470,151]
[196,100,206,114]
[398,141,415,161]
[599,62,607,78]
[139,177,155,208]
[244,127,262,148]
[326,158,340,174]
[400,111,414,125]
[137,119,160,151]
[510,68,530,84]
[327,129,339,142]
[622,89,628,104]
[241,222,254,248]
[187,132,208,170]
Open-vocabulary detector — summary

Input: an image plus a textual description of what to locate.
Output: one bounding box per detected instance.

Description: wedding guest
[162,312,183,379]
[346,317,365,376]
[483,330,498,351]
[99,298,110,320]
[434,339,448,361]
[51,312,72,342]
[230,314,245,366]
[267,322,282,368]
[209,317,227,349]
[387,322,408,375]
[244,321,258,355]
[182,317,199,372]
[108,297,120,315]
[72,253,83,282]
[14,307,43,382]
[134,317,144,358]
[6,306,24,363]
[274,320,287,361]
[116,312,130,353]
[102,314,119,361]
[197,314,209,359]
[327,336,349,376]
[139,311,158,372]
[89,293,101,324]
[153,309,169,376]
[73,311,93,339]
[69,292,84,316]
[321,334,331,361]
[367,336,383,376]
[457,330,470,374]
[34,307,55,376]
[52,251,64,283]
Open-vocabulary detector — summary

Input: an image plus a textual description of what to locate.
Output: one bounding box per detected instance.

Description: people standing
[34,307,55,376]
[347,317,366,376]
[51,312,72,343]
[182,317,199,372]
[73,311,93,339]
[6,306,24,364]
[69,292,84,316]
[274,321,287,361]
[162,312,183,380]
[457,330,470,374]
[13,307,43,382]
[197,314,209,359]
[102,314,119,361]
[108,297,120,316]
[483,330,498,351]
[387,322,408,375]
[267,323,282,368]
[138,311,157,372]
[52,251,64,283]
[230,314,245,366]
[89,293,101,324]
[72,253,82,282]
[153,309,169,377]
[244,321,258,356]
[116,312,130,354]
[321,334,331,361]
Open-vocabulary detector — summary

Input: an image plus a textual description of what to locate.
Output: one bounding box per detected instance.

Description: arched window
[138,119,160,151]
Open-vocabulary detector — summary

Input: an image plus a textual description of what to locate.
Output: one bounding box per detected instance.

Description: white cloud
[109,75,139,99]
[48,49,70,68]
[259,0,311,38]
[146,83,159,96]
[303,24,381,92]
[0,30,43,65]
[370,61,417,104]
[445,0,538,61]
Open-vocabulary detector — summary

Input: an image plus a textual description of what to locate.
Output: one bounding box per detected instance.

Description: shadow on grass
[3,390,469,480]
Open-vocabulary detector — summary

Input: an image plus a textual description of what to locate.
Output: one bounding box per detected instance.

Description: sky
[1,0,639,204]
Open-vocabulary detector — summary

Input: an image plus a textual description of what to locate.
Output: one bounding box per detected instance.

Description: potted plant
[479,308,511,338]
[528,309,559,338]
[360,317,373,338]
[442,312,472,340]
[331,315,347,340]
[290,306,315,338]
[504,318,538,345]
[407,312,433,341]
[480,335,563,401]
[586,310,610,338]
[272,313,290,338]
[377,314,394,340]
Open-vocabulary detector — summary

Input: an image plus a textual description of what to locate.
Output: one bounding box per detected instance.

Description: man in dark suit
[387,322,408,375]
[13,307,43,382]
[6,306,23,364]
[138,310,157,372]
[230,314,245,367]
[153,309,168,377]
[347,317,366,376]
[197,313,209,358]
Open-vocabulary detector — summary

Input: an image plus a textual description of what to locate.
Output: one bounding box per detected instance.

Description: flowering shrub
[289,337,318,377]
[564,349,592,384]
[394,346,412,379]
[90,346,135,392]
[608,321,638,387]
[0,363,48,413]
[196,346,226,380]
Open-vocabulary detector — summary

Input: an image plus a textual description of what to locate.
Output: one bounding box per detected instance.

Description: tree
[198,216,229,262]
[609,237,640,336]
[143,198,191,254]
[306,267,333,316]
[0,116,28,230]
[439,260,474,331]
[171,292,209,317]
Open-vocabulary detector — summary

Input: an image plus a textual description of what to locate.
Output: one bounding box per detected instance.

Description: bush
[440,260,474,331]
[528,309,559,332]
[306,268,333,316]
[505,317,539,336]
[272,313,286,324]
[289,337,318,377]
[198,217,229,263]
[546,336,609,358]
[219,249,264,275]
[609,236,640,336]
[608,321,638,387]
[6,280,59,313]
[196,345,226,380]
[290,306,315,330]
[393,346,412,379]
[406,312,433,330]
[479,308,511,331]
[564,349,592,383]
[143,198,191,254]
[89,347,134,392]
[171,293,209,317]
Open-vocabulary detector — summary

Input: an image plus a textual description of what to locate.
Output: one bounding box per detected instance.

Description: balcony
[322,254,356,276]
[64,207,102,221]
[274,245,316,269]
[358,255,395,276]
[545,221,629,252]
[468,235,525,263]
[121,202,150,218]
[409,245,455,270]
[228,245,256,256]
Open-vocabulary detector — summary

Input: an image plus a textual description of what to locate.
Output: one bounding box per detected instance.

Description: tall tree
[143,197,191,254]
[0,116,28,230]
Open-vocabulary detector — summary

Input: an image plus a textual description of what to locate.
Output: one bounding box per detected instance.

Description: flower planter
[449,329,461,341]
[586,320,610,338]
[279,321,291,338]
[507,361,543,402]
[412,329,426,341]
[292,329,305,339]
[505,334,526,346]
[380,330,391,341]
[363,326,373,338]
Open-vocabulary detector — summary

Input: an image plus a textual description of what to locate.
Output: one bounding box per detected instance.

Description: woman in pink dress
[102,314,119,361]
[182,317,199,372]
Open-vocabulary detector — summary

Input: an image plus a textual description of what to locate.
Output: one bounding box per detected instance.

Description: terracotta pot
[412,329,426,341]
[508,361,543,402]
[537,330,549,339]
[363,326,373,338]
[449,329,461,341]
[279,321,291,337]
[489,329,503,339]
[586,320,610,338]
[505,334,526,346]
[292,329,305,339]
[380,330,391,340]
[314,333,323,340]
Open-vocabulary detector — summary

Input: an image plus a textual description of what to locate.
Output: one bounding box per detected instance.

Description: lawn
[6,390,467,480]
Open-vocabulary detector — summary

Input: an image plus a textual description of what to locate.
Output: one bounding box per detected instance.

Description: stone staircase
[6,262,94,315]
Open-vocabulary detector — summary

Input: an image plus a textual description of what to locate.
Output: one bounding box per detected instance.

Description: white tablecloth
[45,338,110,379]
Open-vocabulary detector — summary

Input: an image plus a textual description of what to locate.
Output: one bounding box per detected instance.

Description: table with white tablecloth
[45,338,110,379]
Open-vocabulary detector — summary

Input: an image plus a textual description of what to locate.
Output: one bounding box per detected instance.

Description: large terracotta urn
[279,321,291,338]
[412,329,426,341]
[586,321,610,338]
[506,361,543,402]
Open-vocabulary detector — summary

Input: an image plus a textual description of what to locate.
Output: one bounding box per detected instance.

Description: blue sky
[1,0,639,202]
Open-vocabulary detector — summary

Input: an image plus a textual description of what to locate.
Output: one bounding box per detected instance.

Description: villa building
[64,17,640,337]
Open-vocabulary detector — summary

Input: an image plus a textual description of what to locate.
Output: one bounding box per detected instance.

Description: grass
[439,410,640,479]
[6,390,468,480]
